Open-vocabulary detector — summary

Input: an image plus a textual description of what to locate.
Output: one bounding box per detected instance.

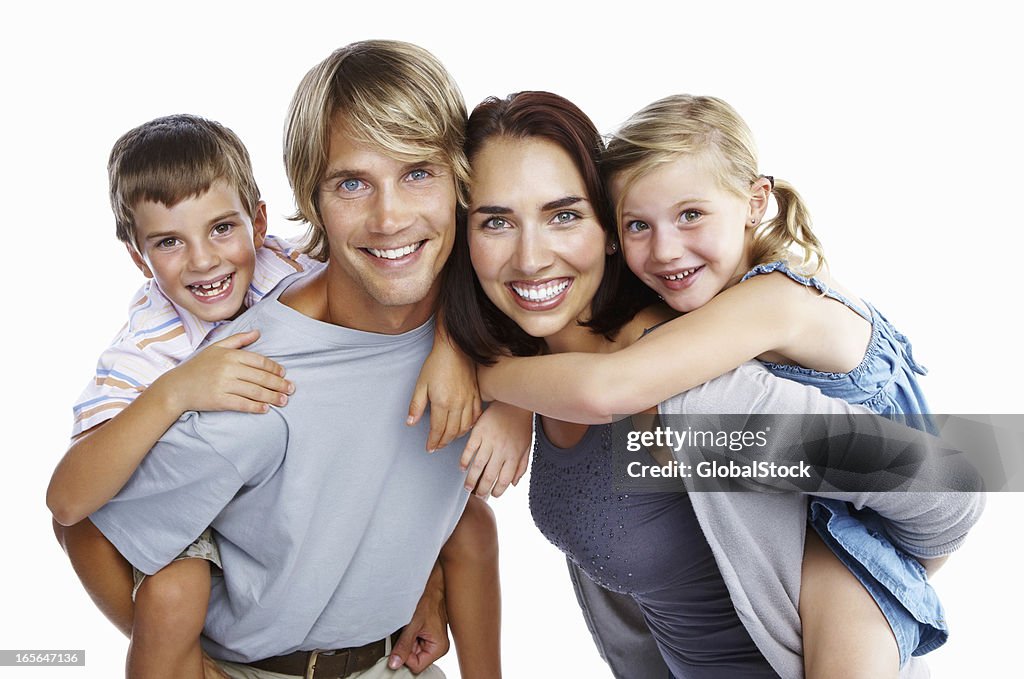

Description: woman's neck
[543,322,616,356]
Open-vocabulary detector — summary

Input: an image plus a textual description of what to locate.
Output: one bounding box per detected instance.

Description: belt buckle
[306,649,351,679]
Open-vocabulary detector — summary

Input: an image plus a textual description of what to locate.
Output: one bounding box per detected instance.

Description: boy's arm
[48,330,292,526]
[408,307,482,451]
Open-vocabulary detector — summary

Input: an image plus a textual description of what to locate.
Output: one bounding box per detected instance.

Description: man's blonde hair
[284,40,469,261]
[108,114,261,247]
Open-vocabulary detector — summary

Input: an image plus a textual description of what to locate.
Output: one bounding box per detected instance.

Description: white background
[3,1,1021,677]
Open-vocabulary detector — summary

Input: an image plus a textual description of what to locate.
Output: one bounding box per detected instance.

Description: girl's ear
[252,201,268,249]
[747,175,773,227]
[125,242,154,278]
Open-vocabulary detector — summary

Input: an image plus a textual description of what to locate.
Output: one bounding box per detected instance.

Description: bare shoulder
[742,261,873,371]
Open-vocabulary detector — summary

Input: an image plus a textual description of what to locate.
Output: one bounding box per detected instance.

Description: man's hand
[388,561,449,672]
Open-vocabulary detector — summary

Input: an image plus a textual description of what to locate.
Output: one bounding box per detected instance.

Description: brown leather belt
[246,628,402,678]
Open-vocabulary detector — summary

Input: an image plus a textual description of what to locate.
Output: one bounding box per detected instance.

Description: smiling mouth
[509,278,571,302]
[365,241,425,260]
[661,265,703,281]
[188,274,233,297]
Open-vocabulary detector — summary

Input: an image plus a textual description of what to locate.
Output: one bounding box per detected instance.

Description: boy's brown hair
[108,114,261,246]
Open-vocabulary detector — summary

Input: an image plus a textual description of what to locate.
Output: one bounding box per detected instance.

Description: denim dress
[741,260,946,665]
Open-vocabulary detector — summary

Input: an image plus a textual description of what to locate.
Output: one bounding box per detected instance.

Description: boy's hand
[408,335,482,452]
[156,330,294,415]
[461,401,533,498]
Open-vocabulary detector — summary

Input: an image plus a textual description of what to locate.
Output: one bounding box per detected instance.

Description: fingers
[426,398,449,452]
[462,437,486,493]
[211,329,261,350]
[407,383,428,427]
[213,394,273,415]
[490,458,518,498]
[458,400,478,440]
[460,433,482,472]
[512,446,530,486]
[233,349,287,379]
[387,625,418,671]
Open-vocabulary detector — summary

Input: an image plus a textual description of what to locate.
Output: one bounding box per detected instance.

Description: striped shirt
[72,235,321,437]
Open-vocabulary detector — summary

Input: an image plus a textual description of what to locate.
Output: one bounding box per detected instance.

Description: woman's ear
[125,242,153,278]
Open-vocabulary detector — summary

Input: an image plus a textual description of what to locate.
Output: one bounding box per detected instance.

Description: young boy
[49,114,525,678]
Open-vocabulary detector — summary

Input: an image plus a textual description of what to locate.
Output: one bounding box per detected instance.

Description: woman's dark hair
[441,91,657,365]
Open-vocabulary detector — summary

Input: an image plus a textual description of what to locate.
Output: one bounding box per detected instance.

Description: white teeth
[510,279,570,302]
[189,274,231,297]
[663,267,699,281]
[367,242,422,260]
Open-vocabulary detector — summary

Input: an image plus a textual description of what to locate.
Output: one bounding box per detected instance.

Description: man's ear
[125,242,153,278]
[252,201,268,249]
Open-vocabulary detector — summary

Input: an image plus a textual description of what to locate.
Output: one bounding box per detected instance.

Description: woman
[441,91,981,678]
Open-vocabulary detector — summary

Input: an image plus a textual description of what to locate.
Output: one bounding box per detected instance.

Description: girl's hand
[408,333,482,451]
[460,401,533,498]
[154,330,294,415]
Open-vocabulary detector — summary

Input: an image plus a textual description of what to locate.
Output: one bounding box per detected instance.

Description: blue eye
[623,220,649,234]
[408,168,430,181]
[340,178,364,192]
[481,217,509,230]
[552,211,578,225]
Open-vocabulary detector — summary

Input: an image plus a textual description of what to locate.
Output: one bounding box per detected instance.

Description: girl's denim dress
[742,260,947,665]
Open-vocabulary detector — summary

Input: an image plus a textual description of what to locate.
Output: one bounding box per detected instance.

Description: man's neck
[279,268,436,335]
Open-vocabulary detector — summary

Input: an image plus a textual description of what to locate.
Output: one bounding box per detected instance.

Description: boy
[49,114,522,678]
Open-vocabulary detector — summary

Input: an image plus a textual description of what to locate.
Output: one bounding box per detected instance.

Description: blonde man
[88,41,514,679]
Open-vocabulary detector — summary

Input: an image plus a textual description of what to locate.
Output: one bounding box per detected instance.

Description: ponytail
[750,178,826,277]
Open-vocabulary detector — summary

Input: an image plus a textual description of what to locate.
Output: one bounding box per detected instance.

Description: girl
[446,91,976,679]
[475,94,950,678]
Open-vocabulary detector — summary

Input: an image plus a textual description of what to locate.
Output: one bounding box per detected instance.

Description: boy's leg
[129,557,212,679]
[800,530,899,679]
[438,495,501,679]
[53,518,134,635]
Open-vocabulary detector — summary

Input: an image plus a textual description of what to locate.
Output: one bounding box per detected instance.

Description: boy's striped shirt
[72,235,321,437]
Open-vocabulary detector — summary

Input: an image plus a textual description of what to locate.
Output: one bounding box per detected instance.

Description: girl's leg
[129,558,211,679]
[799,530,899,679]
[438,495,501,679]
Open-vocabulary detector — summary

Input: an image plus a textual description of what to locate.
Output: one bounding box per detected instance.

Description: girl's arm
[478,274,807,424]
[408,307,483,451]
[47,330,292,526]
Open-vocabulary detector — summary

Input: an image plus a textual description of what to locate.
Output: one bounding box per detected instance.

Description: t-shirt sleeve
[90,408,287,575]
[661,361,986,558]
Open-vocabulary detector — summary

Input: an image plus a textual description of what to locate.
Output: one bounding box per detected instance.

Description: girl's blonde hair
[602,94,825,275]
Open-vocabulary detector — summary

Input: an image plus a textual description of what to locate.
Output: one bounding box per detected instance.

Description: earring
[607,241,619,255]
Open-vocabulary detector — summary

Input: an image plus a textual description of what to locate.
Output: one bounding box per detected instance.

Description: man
[90,40,474,678]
